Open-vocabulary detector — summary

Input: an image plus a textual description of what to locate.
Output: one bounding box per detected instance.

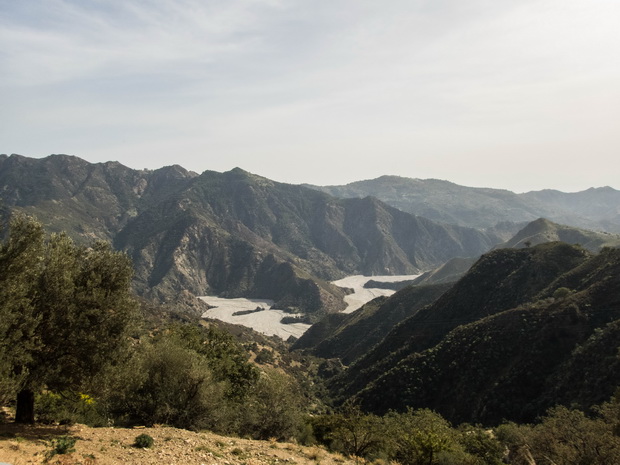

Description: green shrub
[237,368,304,441]
[384,408,458,465]
[553,287,572,300]
[45,435,77,459]
[104,338,228,430]
[255,348,275,364]
[133,433,154,448]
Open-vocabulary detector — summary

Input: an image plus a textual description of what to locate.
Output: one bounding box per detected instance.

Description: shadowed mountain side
[498,217,620,251]
[353,247,620,425]
[541,318,620,412]
[329,242,592,400]
[409,256,478,286]
[292,282,452,365]
[308,176,620,233]
[522,187,620,232]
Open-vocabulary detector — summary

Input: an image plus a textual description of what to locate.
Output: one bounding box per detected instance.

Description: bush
[553,287,572,300]
[238,368,304,441]
[105,338,227,430]
[45,435,77,459]
[255,348,275,364]
[384,408,458,465]
[133,433,154,448]
[328,403,386,458]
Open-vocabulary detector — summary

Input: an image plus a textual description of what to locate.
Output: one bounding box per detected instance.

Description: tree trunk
[15,389,35,424]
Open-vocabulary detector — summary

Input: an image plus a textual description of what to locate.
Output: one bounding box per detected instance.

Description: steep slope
[541,318,620,412]
[330,242,592,402]
[114,168,496,310]
[308,175,620,233]
[0,154,196,241]
[353,247,620,425]
[292,282,452,365]
[409,256,478,286]
[298,220,616,363]
[391,218,620,287]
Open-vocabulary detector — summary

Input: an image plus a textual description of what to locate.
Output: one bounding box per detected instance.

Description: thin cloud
[1,0,619,192]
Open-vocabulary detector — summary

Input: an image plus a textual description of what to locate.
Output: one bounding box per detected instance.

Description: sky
[1,0,619,193]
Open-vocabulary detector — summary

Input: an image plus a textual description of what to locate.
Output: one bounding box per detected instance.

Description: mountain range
[2,153,620,425]
[0,154,497,312]
[2,154,619,314]
[308,175,620,233]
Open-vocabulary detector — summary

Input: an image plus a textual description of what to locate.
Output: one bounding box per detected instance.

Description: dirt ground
[0,422,355,465]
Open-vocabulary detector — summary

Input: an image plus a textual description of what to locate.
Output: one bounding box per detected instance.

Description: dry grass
[0,422,360,465]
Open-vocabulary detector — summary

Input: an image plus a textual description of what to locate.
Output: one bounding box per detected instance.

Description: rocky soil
[0,423,355,465]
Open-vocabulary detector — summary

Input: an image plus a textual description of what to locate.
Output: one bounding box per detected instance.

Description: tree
[328,402,385,458]
[0,215,137,423]
[385,408,457,465]
[530,405,620,465]
[0,216,44,407]
[239,368,304,441]
[105,336,226,429]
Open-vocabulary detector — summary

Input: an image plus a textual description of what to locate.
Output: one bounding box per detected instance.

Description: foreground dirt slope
[0,423,354,465]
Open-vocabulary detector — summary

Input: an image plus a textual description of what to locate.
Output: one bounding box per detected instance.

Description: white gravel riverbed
[200,274,420,339]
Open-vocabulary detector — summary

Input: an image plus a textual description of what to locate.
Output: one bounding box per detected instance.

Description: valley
[199,273,421,338]
[199,296,310,339]
[331,274,421,313]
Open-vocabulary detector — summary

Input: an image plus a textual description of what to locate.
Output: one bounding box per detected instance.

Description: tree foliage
[385,408,457,465]
[104,336,226,429]
[0,215,137,422]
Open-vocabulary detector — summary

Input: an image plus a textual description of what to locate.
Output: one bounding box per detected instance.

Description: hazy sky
[2,0,619,193]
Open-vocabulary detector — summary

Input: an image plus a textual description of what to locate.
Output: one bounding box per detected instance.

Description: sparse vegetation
[45,435,77,460]
[133,433,154,448]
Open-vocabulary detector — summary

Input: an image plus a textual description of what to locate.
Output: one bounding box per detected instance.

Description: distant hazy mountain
[406,218,620,287]
[497,217,620,250]
[307,175,620,233]
[0,154,496,312]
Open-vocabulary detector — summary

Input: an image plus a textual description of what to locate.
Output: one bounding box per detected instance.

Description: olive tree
[0,215,137,423]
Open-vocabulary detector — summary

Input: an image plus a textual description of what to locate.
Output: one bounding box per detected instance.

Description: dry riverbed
[200,274,419,338]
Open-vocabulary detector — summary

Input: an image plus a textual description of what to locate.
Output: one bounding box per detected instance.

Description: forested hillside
[317,243,620,426]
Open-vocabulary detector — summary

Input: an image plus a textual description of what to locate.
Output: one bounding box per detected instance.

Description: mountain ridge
[1,154,496,313]
[316,243,620,425]
[307,175,620,233]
